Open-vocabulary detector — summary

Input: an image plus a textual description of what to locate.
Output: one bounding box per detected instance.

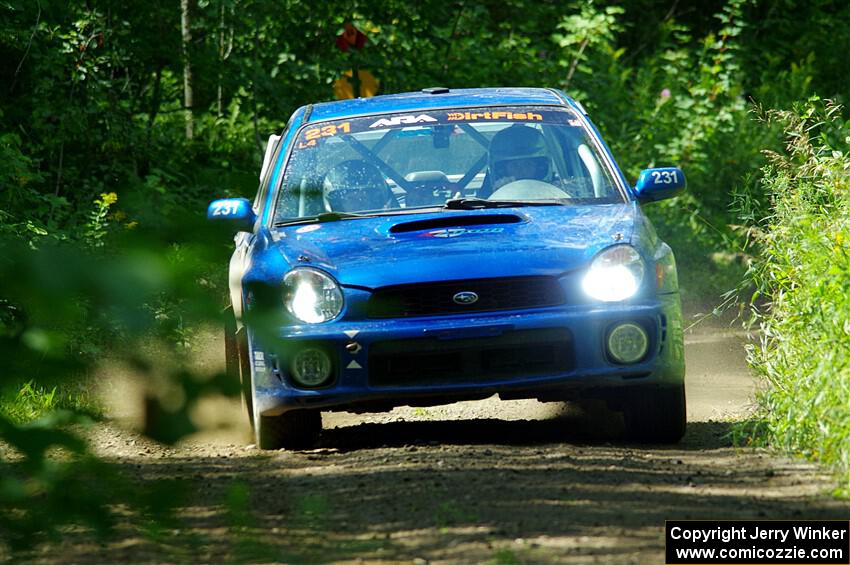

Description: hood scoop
[389,213,523,234]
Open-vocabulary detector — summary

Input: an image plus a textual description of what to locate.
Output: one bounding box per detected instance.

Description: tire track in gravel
[33,323,849,564]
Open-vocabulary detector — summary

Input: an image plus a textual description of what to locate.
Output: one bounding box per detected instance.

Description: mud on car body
[209,87,687,450]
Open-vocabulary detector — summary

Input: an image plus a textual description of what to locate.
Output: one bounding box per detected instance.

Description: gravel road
[31,322,850,563]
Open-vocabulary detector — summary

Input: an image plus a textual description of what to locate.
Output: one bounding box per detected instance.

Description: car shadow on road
[24,414,847,565]
[316,416,738,452]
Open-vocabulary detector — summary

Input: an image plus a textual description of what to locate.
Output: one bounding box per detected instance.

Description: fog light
[607,323,649,364]
[290,348,332,387]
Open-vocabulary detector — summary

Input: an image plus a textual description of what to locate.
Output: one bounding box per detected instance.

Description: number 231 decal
[650,170,679,184]
[212,202,241,216]
[297,122,352,149]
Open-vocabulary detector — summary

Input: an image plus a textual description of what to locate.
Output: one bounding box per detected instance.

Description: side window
[277,136,373,219]
[253,126,288,213]
[546,126,598,198]
[561,129,618,199]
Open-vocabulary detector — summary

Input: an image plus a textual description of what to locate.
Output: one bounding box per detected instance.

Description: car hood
[270,203,638,288]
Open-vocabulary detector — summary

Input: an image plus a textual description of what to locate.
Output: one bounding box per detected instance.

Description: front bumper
[248,294,684,416]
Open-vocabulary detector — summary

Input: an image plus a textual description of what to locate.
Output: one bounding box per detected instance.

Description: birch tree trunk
[181,0,194,140]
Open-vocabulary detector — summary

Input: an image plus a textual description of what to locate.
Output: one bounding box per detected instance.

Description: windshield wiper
[444,198,564,210]
[313,211,374,222]
[275,208,449,227]
[274,200,565,227]
[274,211,374,226]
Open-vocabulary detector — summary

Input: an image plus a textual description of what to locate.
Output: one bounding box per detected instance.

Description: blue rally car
[208,87,687,450]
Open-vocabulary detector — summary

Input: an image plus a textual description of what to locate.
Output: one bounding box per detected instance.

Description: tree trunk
[181,0,194,140]
[251,12,262,156]
[217,0,226,117]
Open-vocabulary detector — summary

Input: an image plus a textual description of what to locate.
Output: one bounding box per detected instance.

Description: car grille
[369,328,573,387]
[366,276,565,318]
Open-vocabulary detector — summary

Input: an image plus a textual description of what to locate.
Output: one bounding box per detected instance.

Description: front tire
[224,306,239,380]
[622,384,686,443]
[225,307,255,434]
[234,327,255,432]
[232,308,322,450]
[257,410,322,450]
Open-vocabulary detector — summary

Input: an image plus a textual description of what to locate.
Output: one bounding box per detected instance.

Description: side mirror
[634,167,686,203]
[207,198,256,233]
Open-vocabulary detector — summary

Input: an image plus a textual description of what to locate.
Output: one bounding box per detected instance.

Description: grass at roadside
[0,378,103,424]
[732,101,850,497]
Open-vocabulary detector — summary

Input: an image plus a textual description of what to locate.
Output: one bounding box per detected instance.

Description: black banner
[666,520,849,564]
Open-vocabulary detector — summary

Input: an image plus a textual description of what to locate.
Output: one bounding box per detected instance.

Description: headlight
[581,245,645,301]
[283,268,343,323]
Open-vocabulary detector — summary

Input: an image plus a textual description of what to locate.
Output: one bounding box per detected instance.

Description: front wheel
[234,327,255,432]
[257,410,322,450]
[621,385,686,443]
[225,307,255,435]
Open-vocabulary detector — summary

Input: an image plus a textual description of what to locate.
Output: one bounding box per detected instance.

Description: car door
[230,133,283,324]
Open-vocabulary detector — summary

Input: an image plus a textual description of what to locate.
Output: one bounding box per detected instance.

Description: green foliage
[0,380,100,424]
[737,99,850,495]
[563,0,775,308]
[435,499,479,530]
[0,409,185,552]
[491,548,521,565]
[83,192,119,247]
[1,0,849,554]
[553,2,624,90]
[225,482,279,562]
[0,227,236,551]
[0,412,112,551]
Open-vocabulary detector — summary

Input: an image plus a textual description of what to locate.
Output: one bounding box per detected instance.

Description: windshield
[273,106,624,223]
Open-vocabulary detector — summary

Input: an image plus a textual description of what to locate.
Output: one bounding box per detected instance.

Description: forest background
[0,0,849,552]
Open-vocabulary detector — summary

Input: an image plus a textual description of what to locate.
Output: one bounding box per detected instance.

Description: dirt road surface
[33,323,850,563]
